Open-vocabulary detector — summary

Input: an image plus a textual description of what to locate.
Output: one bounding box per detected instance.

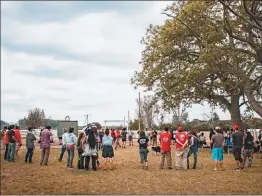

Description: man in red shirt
[175,126,189,170]
[159,127,172,169]
[14,126,22,159]
[3,127,9,160]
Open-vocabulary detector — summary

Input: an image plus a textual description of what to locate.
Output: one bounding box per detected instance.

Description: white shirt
[62,132,69,145]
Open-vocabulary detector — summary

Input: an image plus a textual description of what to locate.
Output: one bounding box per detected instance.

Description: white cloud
[1,1,233,125]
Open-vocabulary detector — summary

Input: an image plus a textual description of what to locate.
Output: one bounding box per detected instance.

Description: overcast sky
[1,1,236,126]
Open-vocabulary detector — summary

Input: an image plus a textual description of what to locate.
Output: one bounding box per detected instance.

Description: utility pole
[84,115,91,126]
[138,92,141,131]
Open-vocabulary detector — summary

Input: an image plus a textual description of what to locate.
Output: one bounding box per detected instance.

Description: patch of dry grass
[1,144,262,195]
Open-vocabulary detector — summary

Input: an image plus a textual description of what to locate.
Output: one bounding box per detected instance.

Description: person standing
[64,127,77,168]
[102,128,115,170]
[99,130,104,150]
[241,132,254,168]
[128,130,133,146]
[187,130,199,169]
[83,129,99,171]
[258,129,262,159]
[209,128,215,149]
[170,128,174,145]
[77,132,85,169]
[137,130,149,169]
[159,127,172,170]
[25,127,36,163]
[14,126,22,159]
[58,129,68,162]
[152,130,158,146]
[175,126,188,170]
[3,127,9,160]
[115,129,121,150]
[231,125,244,171]
[111,129,116,145]
[121,128,127,148]
[210,127,225,171]
[149,130,153,145]
[7,125,16,162]
[40,126,53,166]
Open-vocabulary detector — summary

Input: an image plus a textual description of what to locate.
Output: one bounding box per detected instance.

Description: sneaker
[234,168,240,171]
[168,167,173,170]
[192,166,196,169]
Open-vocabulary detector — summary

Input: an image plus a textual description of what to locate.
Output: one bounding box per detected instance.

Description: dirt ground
[1,143,262,195]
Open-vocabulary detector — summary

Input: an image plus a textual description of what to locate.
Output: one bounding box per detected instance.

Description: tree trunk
[245,85,262,118]
[230,95,245,130]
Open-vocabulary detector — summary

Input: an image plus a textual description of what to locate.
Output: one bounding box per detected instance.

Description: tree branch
[218,0,262,31]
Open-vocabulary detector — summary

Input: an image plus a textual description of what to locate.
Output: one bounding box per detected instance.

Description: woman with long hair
[83,129,98,171]
[77,132,86,169]
[77,132,85,158]
[241,132,254,168]
[187,130,199,169]
[102,128,114,170]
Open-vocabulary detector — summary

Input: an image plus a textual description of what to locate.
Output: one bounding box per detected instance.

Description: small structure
[57,116,78,140]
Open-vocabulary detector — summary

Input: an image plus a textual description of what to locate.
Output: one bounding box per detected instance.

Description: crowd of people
[2,124,262,172]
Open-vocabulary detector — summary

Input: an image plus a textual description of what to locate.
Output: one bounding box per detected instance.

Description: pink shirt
[40,129,52,148]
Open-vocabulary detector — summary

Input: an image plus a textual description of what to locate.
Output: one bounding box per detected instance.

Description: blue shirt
[64,133,77,145]
[102,135,114,146]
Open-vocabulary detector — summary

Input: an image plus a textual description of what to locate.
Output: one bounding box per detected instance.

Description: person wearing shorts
[102,128,114,170]
[210,127,225,171]
[128,131,133,146]
[232,125,244,171]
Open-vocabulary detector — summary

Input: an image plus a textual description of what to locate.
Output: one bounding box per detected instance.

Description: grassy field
[1,144,262,195]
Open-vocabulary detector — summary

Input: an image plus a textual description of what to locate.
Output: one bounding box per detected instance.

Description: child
[137,131,149,169]
[25,127,36,163]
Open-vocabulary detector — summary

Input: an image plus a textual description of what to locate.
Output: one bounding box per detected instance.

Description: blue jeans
[187,146,198,168]
[25,148,34,162]
[67,148,74,167]
[139,148,148,163]
[7,143,16,161]
[59,145,66,161]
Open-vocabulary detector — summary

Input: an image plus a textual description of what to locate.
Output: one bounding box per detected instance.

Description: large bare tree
[24,108,46,129]
[136,95,158,129]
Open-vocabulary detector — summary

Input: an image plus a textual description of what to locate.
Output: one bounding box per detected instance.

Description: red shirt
[111,131,116,138]
[160,132,171,152]
[14,129,22,144]
[175,132,188,150]
[117,130,121,136]
[4,130,9,144]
